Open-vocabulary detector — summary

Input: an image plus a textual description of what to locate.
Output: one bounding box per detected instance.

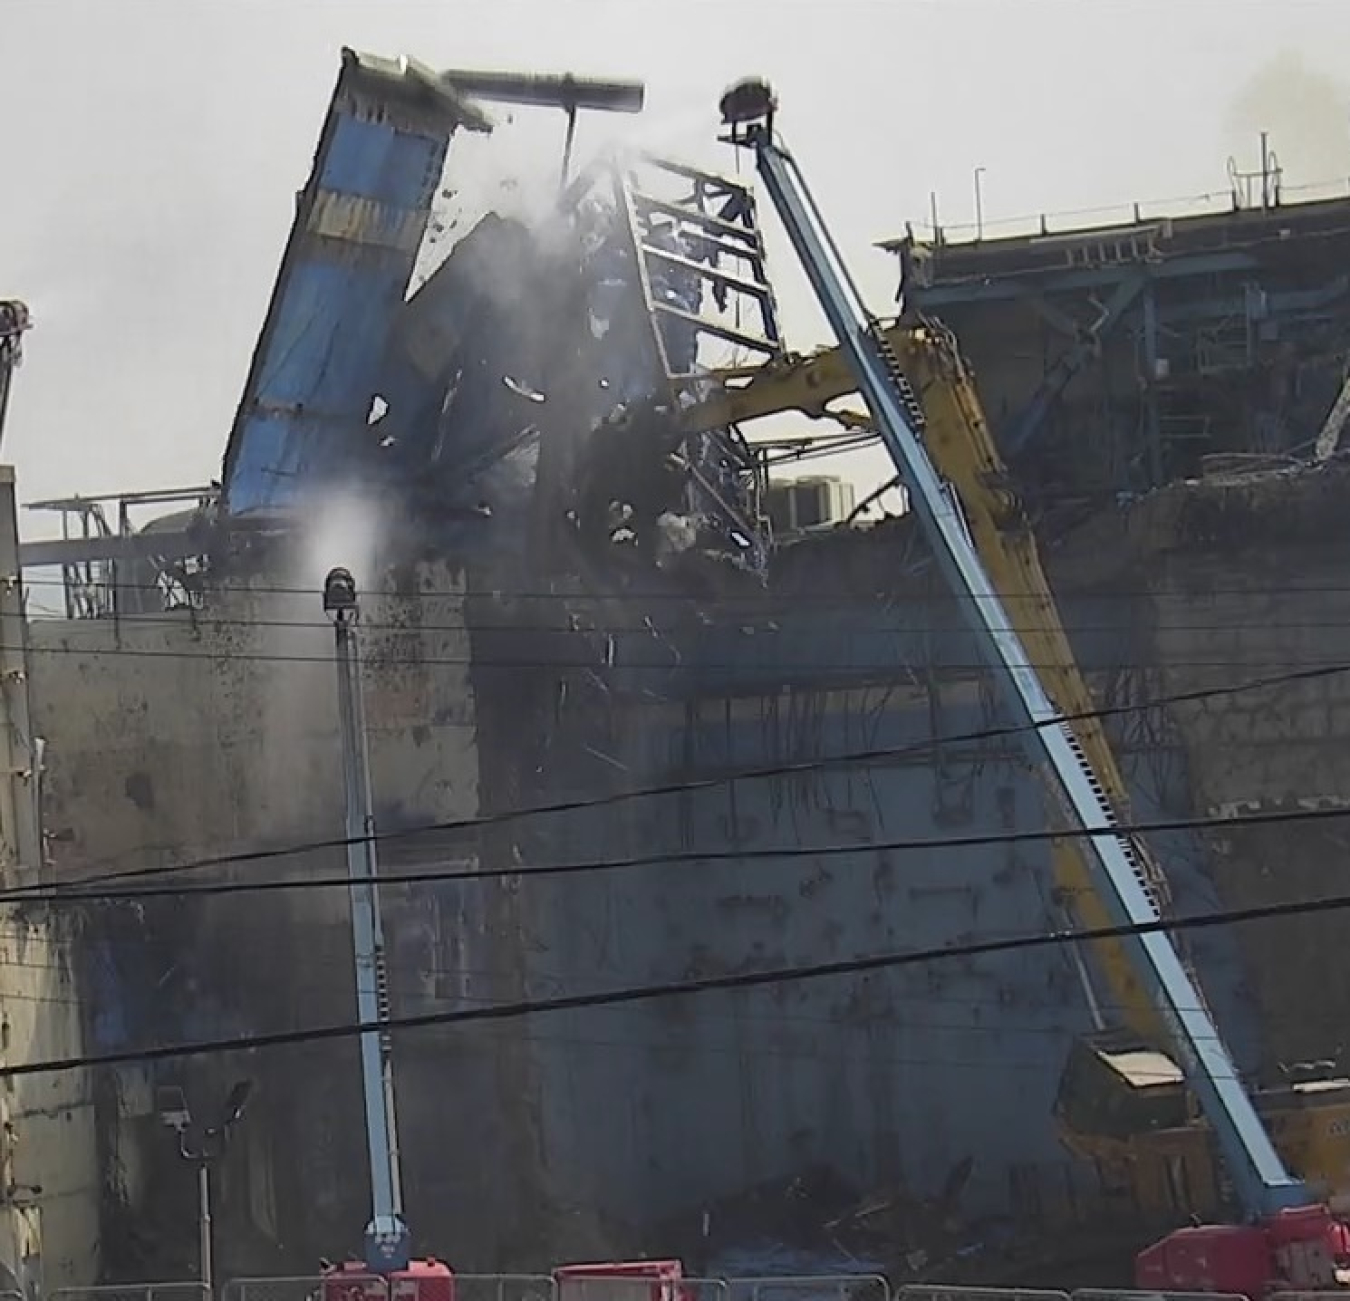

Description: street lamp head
[323,567,359,619]
[156,1085,192,1132]
[719,78,777,128]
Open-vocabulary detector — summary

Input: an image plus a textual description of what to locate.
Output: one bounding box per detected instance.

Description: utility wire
[22,574,1350,602]
[18,800,1350,906]
[9,657,1345,902]
[21,604,1350,638]
[6,885,1348,1079]
[10,640,1342,673]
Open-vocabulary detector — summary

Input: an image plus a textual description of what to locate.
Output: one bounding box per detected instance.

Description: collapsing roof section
[219,49,490,517]
[216,52,791,578]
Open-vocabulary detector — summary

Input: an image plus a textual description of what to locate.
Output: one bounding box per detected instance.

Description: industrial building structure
[3,44,1350,1293]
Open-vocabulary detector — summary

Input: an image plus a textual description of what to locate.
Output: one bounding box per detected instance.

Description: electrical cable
[21,601,1350,638]
[17,799,1350,906]
[24,573,1350,602]
[9,656,1345,901]
[9,639,1344,673]
[5,884,1348,1079]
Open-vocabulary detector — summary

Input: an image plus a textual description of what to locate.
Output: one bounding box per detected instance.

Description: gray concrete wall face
[0,910,100,1292]
[29,570,474,879]
[461,577,1263,1246]
[1150,554,1350,1070]
[19,537,1292,1273]
[25,563,496,1275]
[0,462,101,1296]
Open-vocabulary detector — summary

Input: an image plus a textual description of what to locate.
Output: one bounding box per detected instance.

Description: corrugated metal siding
[220,52,472,515]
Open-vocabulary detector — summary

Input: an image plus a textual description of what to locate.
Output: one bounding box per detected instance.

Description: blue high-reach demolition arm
[717,81,1307,1228]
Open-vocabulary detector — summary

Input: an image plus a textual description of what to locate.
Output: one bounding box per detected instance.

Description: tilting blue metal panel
[221,50,489,516]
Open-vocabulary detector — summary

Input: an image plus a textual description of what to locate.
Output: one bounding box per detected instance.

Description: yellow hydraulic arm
[679,317,1350,1215]
[683,319,1172,1045]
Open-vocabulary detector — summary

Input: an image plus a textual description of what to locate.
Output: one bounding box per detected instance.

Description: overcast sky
[4,0,1350,531]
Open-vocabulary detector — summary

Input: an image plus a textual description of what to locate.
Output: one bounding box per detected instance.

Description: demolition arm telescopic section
[724,87,1306,1223]
[326,567,409,1272]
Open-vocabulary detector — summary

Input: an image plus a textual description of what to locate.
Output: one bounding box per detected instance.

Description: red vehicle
[320,1259,455,1301]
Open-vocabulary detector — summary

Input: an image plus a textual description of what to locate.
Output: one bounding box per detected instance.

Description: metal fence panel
[1269,1295,1350,1301]
[674,1281,731,1301]
[554,1276,723,1301]
[224,1276,389,1301]
[730,1276,889,1301]
[52,1285,209,1301]
[452,1276,555,1301]
[1073,1290,1250,1301]
[902,1287,1069,1301]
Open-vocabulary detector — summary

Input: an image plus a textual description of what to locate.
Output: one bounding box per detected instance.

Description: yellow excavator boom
[686,319,1168,1040]
[677,318,1350,1216]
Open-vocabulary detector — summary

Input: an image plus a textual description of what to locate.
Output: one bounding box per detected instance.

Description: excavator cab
[1055,1030,1190,1141]
[1057,1032,1350,1219]
[1054,1031,1233,1220]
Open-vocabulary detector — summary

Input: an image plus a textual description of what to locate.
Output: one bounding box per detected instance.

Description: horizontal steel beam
[911,251,1261,306]
[19,529,198,569]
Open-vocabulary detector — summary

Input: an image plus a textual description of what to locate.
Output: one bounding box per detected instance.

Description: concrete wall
[25,560,503,1278]
[460,541,1260,1250]
[0,907,100,1293]
[21,472,1333,1276]
[0,464,102,1296]
[1047,462,1350,1074]
[1150,543,1350,1067]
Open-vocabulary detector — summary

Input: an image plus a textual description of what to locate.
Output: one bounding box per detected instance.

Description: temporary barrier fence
[51,1285,210,1301]
[451,1276,554,1301]
[51,1275,1300,1301]
[898,1286,1069,1301]
[729,1276,889,1301]
[224,1276,387,1301]
[554,1275,727,1301]
[1072,1291,1251,1301]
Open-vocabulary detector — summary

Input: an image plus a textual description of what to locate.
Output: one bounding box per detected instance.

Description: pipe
[438,68,645,114]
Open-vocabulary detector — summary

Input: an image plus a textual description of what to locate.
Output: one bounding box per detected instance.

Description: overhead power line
[22,573,1350,603]
[6,885,1348,1079]
[10,657,1343,903]
[20,601,1350,639]
[8,639,1340,673]
[17,800,1350,907]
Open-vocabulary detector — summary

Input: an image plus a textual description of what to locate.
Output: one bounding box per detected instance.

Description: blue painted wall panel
[221,58,460,516]
[325,117,423,203]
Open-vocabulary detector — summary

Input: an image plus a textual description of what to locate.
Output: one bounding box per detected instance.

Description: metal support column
[1005,272,1149,458]
[197,1161,213,1298]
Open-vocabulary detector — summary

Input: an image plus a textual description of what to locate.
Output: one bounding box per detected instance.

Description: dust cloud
[1224,50,1350,189]
[293,488,385,598]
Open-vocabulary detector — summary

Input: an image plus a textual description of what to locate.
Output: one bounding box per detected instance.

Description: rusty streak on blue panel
[221,49,489,516]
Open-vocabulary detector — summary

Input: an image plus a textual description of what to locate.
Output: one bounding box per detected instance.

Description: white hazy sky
[4,0,1350,529]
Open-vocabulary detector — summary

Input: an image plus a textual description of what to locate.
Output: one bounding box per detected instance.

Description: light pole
[322,567,409,1273]
[157,1080,252,1299]
[974,166,987,240]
